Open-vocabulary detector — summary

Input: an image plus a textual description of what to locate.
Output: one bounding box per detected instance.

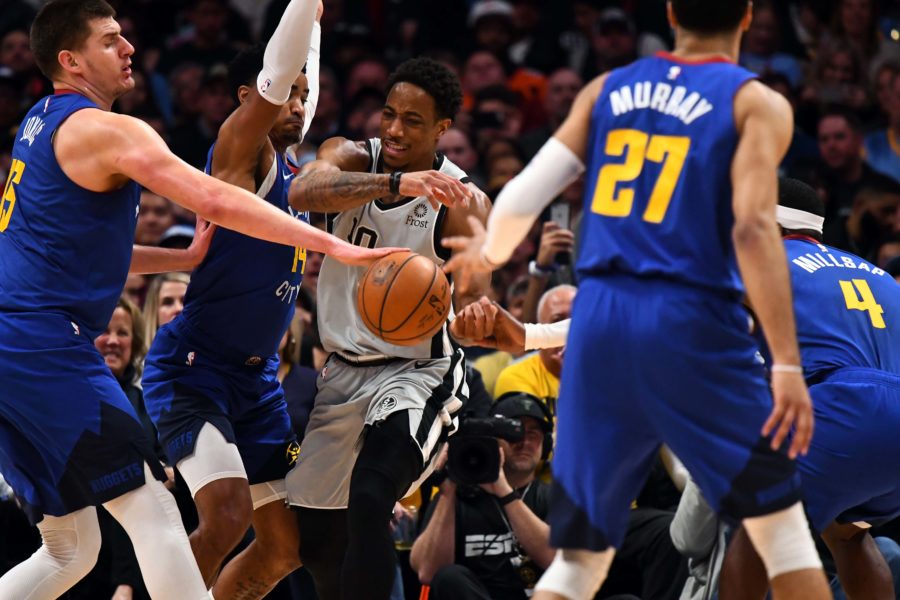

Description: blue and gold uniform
[0,93,164,523]
[143,146,307,484]
[552,54,801,551]
[783,236,900,530]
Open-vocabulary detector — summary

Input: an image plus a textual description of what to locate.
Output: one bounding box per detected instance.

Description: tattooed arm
[289,137,471,213]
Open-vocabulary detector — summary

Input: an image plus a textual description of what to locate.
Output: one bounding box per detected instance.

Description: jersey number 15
[591,129,690,224]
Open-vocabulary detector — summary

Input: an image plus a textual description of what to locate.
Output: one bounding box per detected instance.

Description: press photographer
[410,393,554,600]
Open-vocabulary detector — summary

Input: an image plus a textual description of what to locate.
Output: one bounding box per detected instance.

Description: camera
[447,416,523,486]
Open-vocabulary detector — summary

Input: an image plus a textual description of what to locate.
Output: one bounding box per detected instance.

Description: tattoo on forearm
[232,575,271,600]
[292,170,390,211]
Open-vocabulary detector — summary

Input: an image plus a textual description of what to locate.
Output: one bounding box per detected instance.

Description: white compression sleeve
[524,318,571,350]
[301,21,321,141]
[257,0,318,106]
[482,137,585,266]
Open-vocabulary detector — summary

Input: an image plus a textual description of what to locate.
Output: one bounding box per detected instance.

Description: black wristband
[497,490,519,506]
[389,171,403,195]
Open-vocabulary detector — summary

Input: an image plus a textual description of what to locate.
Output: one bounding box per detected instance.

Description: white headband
[776,205,824,234]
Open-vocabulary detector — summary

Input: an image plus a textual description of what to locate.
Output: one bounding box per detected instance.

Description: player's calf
[822,522,894,600]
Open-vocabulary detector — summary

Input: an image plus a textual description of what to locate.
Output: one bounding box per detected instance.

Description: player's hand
[111,584,134,600]
[442,215,495,294]
[478,302,527,354]
[536,221,574,267]
[762,371,814,459]
[398,170,472,210]
[328,243,409,267]
[185,217,216,267]
[450,296,498,342]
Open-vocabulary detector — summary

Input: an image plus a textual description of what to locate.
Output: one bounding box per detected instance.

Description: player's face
[499,417,543,475]
[95,307,133,379]
[271,73,309,150]
[72,18,135,100]
[157,281,187,327]
[380,82,450,171]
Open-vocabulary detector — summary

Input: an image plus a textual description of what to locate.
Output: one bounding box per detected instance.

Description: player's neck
[671,30,740,63]
[53,77,114,111]
[383,154,436,175]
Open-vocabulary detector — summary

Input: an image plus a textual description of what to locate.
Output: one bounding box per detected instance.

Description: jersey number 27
[591,129,690,224]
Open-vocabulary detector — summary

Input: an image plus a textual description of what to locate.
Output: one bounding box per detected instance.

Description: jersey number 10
[591,129,690,224]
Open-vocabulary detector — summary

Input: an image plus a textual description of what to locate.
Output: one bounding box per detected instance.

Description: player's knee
[197,486,253,553]
[743,502,822,579]
[40,510,102,578]
[347,470,396,533]
[297,508,346,569]
[535,548,615,600]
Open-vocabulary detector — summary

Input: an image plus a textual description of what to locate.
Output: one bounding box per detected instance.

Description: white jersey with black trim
[317,138,469,360]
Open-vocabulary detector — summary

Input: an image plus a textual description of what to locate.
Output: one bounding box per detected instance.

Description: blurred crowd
[0,0,899,599]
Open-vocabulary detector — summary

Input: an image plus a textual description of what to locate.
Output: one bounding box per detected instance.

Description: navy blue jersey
[0,93,140,339]
[577,53,756,295]
[785,237,900,378]
[178,146,308,359]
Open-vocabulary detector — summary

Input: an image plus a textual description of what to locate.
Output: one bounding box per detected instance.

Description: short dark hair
[227,44,264,93]
[778,177,825,241]
[671,0,749,34]
[386,57,463,122]
[31,0,116,79]
[819,104,863,133]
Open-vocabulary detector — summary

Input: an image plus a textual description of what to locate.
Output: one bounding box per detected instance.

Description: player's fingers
[441,251,467,274]
[466,302,485,339]
[542,221,559,233]
[771,407,795,453]
[466,215,487,237]
[441,235,469,252]
[793,406,814,458]
[761,402,784,438]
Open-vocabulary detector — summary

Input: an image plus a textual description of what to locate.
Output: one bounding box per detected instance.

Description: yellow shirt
[493,353,559,405]
[472,351,513,397]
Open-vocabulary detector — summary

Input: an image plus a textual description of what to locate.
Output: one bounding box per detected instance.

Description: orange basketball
[357,251,451,346]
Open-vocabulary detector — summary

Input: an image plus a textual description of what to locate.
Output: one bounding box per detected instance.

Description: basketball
[357,251,451,346]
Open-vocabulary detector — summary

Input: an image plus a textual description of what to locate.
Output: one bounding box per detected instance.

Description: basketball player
[0,1,396,599]
[719,179,900,600]
[140,3,358,598]
[284,57,492,600]
[443,1,832,598]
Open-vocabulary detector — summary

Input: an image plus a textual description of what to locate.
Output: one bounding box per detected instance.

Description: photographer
[410,393,554,600]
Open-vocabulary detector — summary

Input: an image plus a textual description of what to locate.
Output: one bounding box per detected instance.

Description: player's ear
[741,2,754,32]
[665,1,677,30]
[58,50,81,74]
[237,85,251,104]
[435,118,452,140]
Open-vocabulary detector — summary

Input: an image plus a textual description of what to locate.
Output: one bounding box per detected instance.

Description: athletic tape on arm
[482,137,585,266]
[257,0,318,106]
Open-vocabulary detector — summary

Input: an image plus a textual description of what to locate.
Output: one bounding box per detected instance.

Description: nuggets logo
[285,440,301,466]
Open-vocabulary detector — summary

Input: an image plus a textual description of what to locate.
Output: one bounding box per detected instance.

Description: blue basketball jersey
[0,93,140,339]
[178,146,308,359]
[785,237,900,378]
[578,53,756,295]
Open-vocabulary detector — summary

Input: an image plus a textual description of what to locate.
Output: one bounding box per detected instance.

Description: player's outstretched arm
[129,218,216,274]
[441,75,605,286]
[731,81,811,459]
[64,111,399,266]
[289,137,472,213]
[212,0,318,191]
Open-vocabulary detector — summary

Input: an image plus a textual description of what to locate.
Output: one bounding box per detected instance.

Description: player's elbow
[732,213,778,250]
[190,184,229,225]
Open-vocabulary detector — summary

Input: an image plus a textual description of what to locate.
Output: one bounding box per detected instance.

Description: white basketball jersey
[317,139,469,359]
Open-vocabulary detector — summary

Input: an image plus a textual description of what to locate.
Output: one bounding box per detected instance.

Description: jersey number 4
[0,159,25,232]
[591,129,690,224]
[840,279,885,329]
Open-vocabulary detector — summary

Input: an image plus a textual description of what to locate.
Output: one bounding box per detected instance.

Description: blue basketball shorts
[798,367,900,531]
[0,312,164,524]
[142,321,297,485]
[550,275,800,551]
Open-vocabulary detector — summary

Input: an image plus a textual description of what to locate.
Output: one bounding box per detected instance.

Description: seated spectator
[410,393,555,600]
[155,0,239,76]
[520,68,583,161]
[845,180,900,261]
[740,1,804,88]
[873,59,900,122]
[438,127,485,189]
[472,85,524,154]
[864,68,900,183]
[168,63,235,169]
[142,272,190,344]
[800,40,870,113]
[134,190,176,246]
[878,233,900,268]
[494,285,576,415]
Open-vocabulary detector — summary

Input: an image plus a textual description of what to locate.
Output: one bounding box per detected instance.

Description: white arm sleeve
[482,137,585,265]
[257,0,318,106]
[301,21,321,140]
[524,319,571,350]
